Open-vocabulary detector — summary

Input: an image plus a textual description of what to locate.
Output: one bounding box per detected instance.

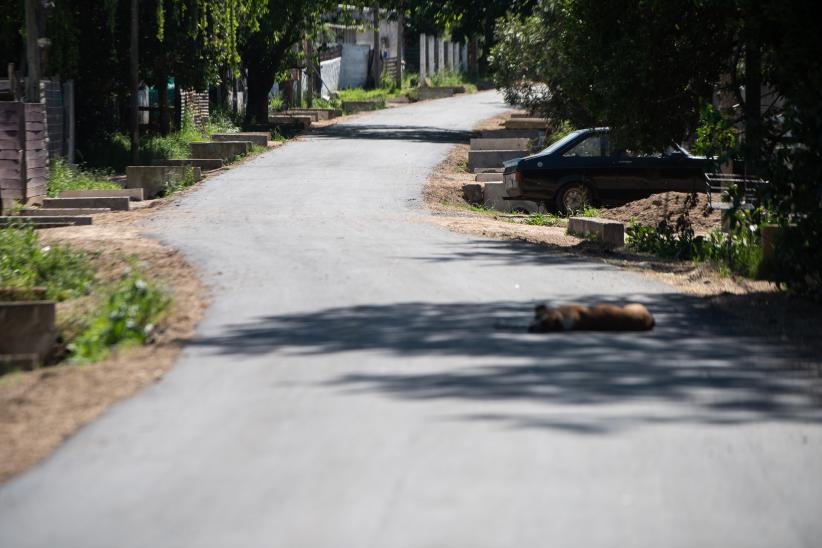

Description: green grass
[338,88,389,102]
[524,212,563,226]
[79,113,238,173]
[48,157,120,198]
[67,266,170,363]
[0,226,172,365]
[571,204,602,218]
[428,70,478,93]
[0,224,96,300]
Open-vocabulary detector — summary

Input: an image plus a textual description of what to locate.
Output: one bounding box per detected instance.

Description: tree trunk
[743,16,762,177]
[158,67,169,136]
[129,0,139,164]
[370,5,381,88]
[395,13,404,88]
[24,0,41,102]
[246,62,274,125]
[305,37,314,108]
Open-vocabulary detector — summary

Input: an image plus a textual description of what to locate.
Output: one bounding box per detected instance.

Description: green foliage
[205,108,242,136]
[693,103,737,162]
[48,158,120,198]
[68,267,170,363]
[546,120,576,145]
[524,212,561,226]
[160,167,199,197]
[626,211,764,279]
[570,204,601,218]
[81,115,209,172]
[428,70,477,92]
[338,88,389,102]
[0,225,95,301]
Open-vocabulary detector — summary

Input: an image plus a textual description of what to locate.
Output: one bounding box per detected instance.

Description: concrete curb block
[0,300,56,366]
[568,217,625,246]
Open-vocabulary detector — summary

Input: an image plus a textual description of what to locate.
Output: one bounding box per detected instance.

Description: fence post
[63,80,75,163]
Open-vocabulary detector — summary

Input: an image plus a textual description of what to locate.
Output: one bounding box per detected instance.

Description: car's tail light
[515,170,523,184]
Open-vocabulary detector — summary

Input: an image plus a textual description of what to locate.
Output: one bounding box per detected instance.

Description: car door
[604,137,663,204]
[659,148,703,193]
[560,132,617,201]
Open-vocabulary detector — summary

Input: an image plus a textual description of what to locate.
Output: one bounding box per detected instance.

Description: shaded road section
[1,92,821,548]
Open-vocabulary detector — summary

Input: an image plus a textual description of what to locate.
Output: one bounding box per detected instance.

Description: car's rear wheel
[555,182,592,213]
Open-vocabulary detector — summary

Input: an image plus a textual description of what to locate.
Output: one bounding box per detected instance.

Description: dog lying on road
[529,303,655,332]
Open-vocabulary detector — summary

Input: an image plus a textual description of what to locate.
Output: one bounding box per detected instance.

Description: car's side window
[563,135,602,157]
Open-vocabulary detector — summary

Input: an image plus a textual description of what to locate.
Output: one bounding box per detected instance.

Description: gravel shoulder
[0,178,213,483]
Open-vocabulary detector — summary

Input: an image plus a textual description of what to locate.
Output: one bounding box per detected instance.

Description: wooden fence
[0,102,48,211]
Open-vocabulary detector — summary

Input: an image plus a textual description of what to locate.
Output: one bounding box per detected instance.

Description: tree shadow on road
[310,124,472,144]
[190,293,822,433]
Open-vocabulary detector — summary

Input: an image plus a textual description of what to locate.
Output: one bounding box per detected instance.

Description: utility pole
[130,0,140,164]
[370,4,381,88]
[305,35,314,108]
[24,0,41,102]
[395,11,404,89]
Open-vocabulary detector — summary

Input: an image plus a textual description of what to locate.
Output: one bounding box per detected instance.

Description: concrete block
[20,208,109,216]
[268,115,312,127]
[43,197,130,211]
[482,182,541,213]
[418,87,455,100]
[451,85,466,94]
[568,217,625,246]
[386,96,411,104]
[470,138,532,151]
[481,128,544,140]
[59,188,144,201]
[462,183,484,204]
[468,150,527,171]
[286,108,340,120]
[0,215,92,227]
[152,158,224,171]
[504,118,549,130]
[474,167,504,174]
[189,141,251,162]
[212,132,269,147]
[0,301,56,364]
[126,166,203,199]
[475,172,503,182]
[342,100,385,113]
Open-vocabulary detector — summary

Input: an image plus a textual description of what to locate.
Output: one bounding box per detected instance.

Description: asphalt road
[2,91,821,547]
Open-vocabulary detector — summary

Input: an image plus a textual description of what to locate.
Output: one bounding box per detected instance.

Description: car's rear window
[534,130,585,157]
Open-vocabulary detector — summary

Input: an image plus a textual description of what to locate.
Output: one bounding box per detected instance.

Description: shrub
[47,157,121,198]
[68,267,170,363]
[0,224,95,300]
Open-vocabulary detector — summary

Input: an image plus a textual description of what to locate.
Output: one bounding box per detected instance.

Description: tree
[239,0,338,124]
[491,0,822,292]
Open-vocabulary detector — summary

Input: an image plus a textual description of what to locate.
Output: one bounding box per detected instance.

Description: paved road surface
[2,92,821,547]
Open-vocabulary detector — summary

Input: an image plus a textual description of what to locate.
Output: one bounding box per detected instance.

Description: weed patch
[0,225,95,300]
[525,212,562,226]
[68,266,170,363]
[48,158,120,198]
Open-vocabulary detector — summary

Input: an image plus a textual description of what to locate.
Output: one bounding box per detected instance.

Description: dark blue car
[503,128,711,212]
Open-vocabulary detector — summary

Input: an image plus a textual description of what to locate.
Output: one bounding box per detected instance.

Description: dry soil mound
[602,192,721,233]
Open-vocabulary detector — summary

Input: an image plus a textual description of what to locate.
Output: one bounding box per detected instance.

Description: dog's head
[529,304,563,332]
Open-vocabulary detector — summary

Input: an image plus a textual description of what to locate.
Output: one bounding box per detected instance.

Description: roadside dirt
[424,111,822,369]
[0,175,213,483]
[601,192,721,234]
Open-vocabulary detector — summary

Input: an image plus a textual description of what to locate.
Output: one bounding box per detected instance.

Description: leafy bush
[0,224,95,300]
[68,268,170,363]
[48,157,120,197]
[626,210,764,278]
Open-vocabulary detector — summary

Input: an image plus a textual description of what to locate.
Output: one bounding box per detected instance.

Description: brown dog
[529,303,655,332]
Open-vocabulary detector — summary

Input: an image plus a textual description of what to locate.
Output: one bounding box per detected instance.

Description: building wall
[339,44,370,89]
